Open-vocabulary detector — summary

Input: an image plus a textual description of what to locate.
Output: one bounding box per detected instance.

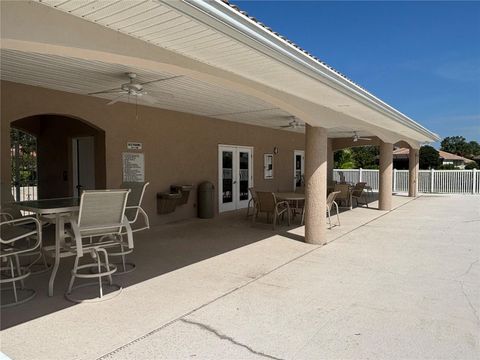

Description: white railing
[333,168,480,194]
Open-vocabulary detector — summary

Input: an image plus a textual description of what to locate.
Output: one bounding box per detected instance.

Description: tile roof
[393,148,475,162]
[220,0,368,92]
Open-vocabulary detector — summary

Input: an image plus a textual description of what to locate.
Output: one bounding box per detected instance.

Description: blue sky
[235,1,480,144]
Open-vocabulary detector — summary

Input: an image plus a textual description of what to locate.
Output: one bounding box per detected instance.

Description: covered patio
[2,194,479,359]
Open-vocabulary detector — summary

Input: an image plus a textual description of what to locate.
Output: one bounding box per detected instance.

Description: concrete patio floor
[1,194,479,359]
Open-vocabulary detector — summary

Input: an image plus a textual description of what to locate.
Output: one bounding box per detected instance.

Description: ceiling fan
[280,116,305,129]
[352,131,372,142]
[88,72,180,106]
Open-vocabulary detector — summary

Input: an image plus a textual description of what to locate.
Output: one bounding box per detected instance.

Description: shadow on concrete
[1,191,384,329]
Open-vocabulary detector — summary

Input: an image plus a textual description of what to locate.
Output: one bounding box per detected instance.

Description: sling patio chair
[253,191,291,230]
[0,216,42,308]
[0,182,50,274]
[333,183,352,208]
[351,182,368,207]
[246,187,258,218]
[107,182,150,274]
[299,191,341,228]
[65,189,133,303]
[326,191,341,229]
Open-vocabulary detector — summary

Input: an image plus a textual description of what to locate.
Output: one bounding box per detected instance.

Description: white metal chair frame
[107,182,150,274]
[300,191,341,229]
[65,189,133,303]
[326,191,341,229]
[0,216,42,308]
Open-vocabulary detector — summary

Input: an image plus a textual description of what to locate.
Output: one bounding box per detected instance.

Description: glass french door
[218,145,253,212]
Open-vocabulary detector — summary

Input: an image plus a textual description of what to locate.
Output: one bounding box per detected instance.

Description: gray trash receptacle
[198,181,214,219]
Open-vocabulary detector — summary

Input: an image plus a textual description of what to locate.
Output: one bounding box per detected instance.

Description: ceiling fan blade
[107,93,128,106]
[88,88,124,95]
[140,75,183,86]
[279,125,292,128]
[359,137,372,141]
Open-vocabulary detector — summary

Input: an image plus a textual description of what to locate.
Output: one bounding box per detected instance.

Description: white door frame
[293,150,305,190]
[218,145,254,213]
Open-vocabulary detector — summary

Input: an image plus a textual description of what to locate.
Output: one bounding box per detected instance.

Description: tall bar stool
[65,189,133,303]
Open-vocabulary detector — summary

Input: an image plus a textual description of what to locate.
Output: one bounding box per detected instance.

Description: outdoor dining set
[1,179,370,308]
[246,181,371,230]
[0,182,149,307]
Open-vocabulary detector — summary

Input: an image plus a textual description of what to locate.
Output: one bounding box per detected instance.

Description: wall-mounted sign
[127,142,142,150]
[264,153,274,180]
[123,152,144,182]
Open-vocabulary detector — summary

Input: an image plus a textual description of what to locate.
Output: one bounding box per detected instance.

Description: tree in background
[465,161,478,170]
[419,145,441,169]
[440,136,480,158]
[10,128,37,184]
[334,149,354,169]
[351,146,379,169]
[334,146,379,169]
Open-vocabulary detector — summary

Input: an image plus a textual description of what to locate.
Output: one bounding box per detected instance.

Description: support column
[408,147,419,197]
[304,125,328,245]
[327,138,334,184]
[378,141,393,210]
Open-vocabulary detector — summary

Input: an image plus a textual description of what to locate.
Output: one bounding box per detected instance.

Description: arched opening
[11,114,106,199]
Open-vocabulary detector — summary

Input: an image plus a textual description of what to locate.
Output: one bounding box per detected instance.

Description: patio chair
[0,216,42,308]
[326,191,341,229]
[246,187,258,218]
[299,191,341,228]
[107,182,150,274]
[253,191,290,230]
[351,182,368,207]
[65,189,133,303]
[334,183,351,208]
[0,182,50,274]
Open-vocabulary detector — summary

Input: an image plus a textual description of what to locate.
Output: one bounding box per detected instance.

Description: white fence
[333,169,480,194]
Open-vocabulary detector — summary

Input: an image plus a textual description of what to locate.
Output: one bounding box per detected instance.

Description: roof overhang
[0,0,440,147]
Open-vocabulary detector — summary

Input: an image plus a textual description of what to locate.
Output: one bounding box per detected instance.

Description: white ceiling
[0,49,364,137]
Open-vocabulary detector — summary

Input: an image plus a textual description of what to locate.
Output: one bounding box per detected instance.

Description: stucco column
[378,141,393,210]
[408,147,419,197]
[304,125,327,245]
[327,138,334,184]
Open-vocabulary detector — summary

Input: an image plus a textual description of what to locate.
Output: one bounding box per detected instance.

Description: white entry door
[72,137,95,197]
[218,145,253,213]
[294,150,305,190]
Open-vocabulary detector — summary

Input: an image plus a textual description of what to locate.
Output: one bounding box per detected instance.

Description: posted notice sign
[122,152,145,182]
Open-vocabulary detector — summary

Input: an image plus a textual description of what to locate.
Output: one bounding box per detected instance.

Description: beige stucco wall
[1,81,305,225]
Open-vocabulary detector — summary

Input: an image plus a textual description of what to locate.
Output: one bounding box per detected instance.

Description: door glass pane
[222,151,233,204]
[239,151,249,201]
[295,155,302,187]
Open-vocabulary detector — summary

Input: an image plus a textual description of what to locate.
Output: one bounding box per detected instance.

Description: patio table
[13,197,79,296]
[275,192,306,221]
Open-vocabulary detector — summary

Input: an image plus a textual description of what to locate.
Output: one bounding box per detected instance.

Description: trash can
[197,181,214,219]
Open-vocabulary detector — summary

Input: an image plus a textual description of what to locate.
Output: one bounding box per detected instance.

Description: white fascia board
[166,0,440,142]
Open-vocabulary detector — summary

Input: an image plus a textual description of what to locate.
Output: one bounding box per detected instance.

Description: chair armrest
[125,206,150,232]
[0,212,14,221]
[0,216,41,248]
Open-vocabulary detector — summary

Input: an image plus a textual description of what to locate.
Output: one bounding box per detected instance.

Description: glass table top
[13,197,80,214]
